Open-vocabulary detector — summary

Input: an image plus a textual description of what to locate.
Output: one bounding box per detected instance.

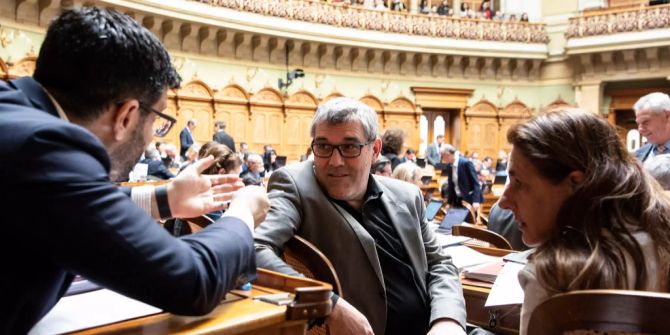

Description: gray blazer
[425,143,441,166]
[254,161,466,335]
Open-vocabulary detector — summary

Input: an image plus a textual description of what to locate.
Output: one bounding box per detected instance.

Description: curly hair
[508,109,670,293]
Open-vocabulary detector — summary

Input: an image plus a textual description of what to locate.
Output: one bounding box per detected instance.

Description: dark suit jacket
[635,143,653,162]
[213,130,236,152]
[179,127,194,157]
[443,157,483,205]
[0,77,256,334]
[140,158,175,180]
[487,202,528,251]
[254,161,466,335]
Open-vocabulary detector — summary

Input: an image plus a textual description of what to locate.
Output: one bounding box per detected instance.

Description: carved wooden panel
[177,103,214,144]
[0,57,8,80]
[249,107,284,153]
[179,80,213,99]
[9,56,36,78]
[360,95,384,128]
[322,92,344,103]
[215,84,249,102]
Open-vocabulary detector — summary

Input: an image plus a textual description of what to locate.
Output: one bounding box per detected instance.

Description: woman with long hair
[498,109,670,334]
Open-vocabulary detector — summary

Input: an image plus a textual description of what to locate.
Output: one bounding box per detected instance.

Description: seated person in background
[381,128,405,171]
[264,149,279,176]
[402,147,417,164]
[495,149,508,174]
[241,153,265,186]
[371,155,392,177]
[166,143,245,236]
[140,144,175,180]
[255,97,466,335]
[0,7,270,334]
[392,161,424,187]
[498,109,670,334]
[162,142,183,169]
[178,142,201,172]
[644,153,670,191]
[487,202,527,251]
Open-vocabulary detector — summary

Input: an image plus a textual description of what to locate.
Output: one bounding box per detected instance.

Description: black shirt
[333,176,430,335]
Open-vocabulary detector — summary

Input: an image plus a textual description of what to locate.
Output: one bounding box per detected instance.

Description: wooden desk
[461,245,520,334]
[70,269,332,335]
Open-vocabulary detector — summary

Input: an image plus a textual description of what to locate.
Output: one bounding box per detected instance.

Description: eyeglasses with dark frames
[311,140,373,158]
[140,104,176,137]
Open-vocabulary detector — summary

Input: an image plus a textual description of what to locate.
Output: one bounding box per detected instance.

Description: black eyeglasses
[140,104,176,137]
[311,140,373,158]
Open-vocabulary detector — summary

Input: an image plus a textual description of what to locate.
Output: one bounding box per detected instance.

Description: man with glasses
[0,8,269,333]
[255,97,466,335]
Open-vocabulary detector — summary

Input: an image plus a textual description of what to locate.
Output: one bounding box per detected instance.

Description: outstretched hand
[167,155,244,218]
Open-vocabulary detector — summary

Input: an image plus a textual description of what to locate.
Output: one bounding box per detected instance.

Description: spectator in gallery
[436,0,449,16]
[391,0,406,11]
[520,12,529,22]
[419,0,431,14]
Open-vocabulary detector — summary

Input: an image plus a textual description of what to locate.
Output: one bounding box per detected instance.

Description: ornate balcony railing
[196,0,549,43]
[566,3,670,38]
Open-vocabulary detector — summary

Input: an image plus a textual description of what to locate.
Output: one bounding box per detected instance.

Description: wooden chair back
[452,224,513,250]
[528,289,670,335]
[460,200,477,224]
[281,236,342,335]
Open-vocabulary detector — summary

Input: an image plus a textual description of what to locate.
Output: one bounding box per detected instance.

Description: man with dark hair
[213,120,236,152]
[0,7,269,333]
[180,119,197,158]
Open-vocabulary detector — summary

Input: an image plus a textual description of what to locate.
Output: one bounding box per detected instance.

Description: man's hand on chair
[325,298,374,335]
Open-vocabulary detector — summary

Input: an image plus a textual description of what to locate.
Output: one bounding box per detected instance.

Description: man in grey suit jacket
[255,98,466,335]
[633,92,670,162]
[425,135,444,166]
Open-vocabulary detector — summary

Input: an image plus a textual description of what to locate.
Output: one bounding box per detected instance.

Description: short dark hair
[215,120,226,130]
[34,7,181,122]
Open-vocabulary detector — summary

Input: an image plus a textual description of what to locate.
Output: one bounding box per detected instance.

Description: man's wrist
[155,185,172,219]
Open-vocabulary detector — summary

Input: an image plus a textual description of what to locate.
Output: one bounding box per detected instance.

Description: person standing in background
[180,119,197,158]
[213,120,236,152]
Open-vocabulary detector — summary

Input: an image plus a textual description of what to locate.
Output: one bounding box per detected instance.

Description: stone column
[577,81,603,115]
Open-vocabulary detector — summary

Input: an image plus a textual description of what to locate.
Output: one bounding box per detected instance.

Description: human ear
[112,100,141,141]
[568,170,585,190]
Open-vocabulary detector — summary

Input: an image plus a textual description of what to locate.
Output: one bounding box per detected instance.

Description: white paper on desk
[485,262,525,307]
[444,244,499,271]
[435,234,472,247]
[29,289,162,335]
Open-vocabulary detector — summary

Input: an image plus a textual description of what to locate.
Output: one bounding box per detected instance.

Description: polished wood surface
[70,269,332,335]
[528,289,670,335]
[453,225,513,250]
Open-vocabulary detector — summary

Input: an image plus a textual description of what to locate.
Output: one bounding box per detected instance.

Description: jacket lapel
[329,201,385,288]
[377,180,428,294]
